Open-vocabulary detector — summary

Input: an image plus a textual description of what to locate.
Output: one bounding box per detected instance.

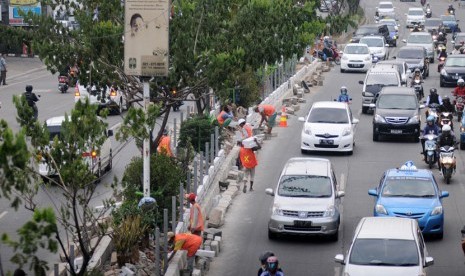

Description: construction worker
[186,193,204,236]
[254,104,277,135]
[157,128,173,157]
[167,231,202,274]
[238,118,253,141]
[217,105,234,127]
[240,138,261,192]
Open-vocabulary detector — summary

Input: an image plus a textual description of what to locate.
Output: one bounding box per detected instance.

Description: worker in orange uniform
[217,105,234,127]
[254,105,277,135]
[186,193,204,236]
[168,231,202,273]
[157,128,173,157]
[238,118,253,141]
[240,138,261,193]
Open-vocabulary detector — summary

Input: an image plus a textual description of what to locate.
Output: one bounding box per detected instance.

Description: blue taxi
[368,161,449,238]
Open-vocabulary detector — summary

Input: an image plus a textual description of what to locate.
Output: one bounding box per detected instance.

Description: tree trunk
[151,106,171,153]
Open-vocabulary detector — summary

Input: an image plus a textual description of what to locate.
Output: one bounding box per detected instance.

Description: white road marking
[339,173,346,192]
[0,211,8,220]
[334,266,341,276]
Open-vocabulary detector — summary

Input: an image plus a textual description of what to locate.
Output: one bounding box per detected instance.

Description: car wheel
[373,130,379,141]
[268,229,278,240]
[362,106,369,114]
[413,135,420,143]
[347,150,353,156]
[440,79,445,87]
[329,230,339,242]
[117,99,124,115]
[301,149,307,154]
[430,58,434,64]
[340,68,345,73]
[461,142,465,150]
[435,232,444,239]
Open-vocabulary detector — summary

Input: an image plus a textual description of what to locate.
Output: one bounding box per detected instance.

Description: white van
[38,116,113,180]
[74,82,128,115]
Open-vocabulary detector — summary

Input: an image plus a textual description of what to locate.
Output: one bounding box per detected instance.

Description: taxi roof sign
[399,161,417,171]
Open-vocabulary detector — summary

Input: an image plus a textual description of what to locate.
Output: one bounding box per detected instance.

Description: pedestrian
[13,268,26,276]
[157,128,173,157]
[254,105,277,135]
[185,193,204,236]
[0,53,7,85]
[167,231,202,274]
[239,138,261,193]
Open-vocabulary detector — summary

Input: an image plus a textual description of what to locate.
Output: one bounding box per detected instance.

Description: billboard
[124,0,170,77]
[9,0,41,26]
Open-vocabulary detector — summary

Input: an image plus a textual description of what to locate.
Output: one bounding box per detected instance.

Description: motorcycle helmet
[324,36,329,41]
[265,256,279,273]
[25,85,33,93]
[449,4,453,9]
[340,86,348,95]
[430,88,437,95]
[259,251,275,265]
[427,115,435,125]
[442,124,451,135]
[439,32,443,37]
[443,95,450,103]
[414,68,421,75]
[458,78,465,87]
[163,128,169,135]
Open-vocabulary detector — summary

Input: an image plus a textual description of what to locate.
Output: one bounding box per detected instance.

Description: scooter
[438,56,446,72]
[422,134,438,169]
[426,103,440,122]
[412,79,424,100]
[439,112,454,130]
[455,95,465,122]
[58,75,69,93]
[439,145,456,184]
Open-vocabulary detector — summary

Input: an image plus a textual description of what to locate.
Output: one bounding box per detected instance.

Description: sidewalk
[3,57,46,80]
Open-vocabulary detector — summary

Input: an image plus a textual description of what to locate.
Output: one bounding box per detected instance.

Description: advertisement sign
[9,0,41,26]
[124,0,169,77]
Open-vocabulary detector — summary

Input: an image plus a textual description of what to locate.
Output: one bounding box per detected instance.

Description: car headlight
[365,56,371,61]
[461,126,465,133]
[375,204,387,215]
[303,126,312,135]
[342,55,349,60]
[323,205,336,217]
[342,127,352,137]
[393,35,397,39]
[431,206,443,216]
[441,69,448,76]
[408,115,420,124]
[374,114,386,123]
[272,205,284,216]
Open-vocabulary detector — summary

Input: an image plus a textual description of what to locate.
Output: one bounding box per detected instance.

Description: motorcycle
[438,56,446,72]
[439,145,456,184]
[448,8,455,15]
[455,95,465,122]
[412,78,424,100]
[425,8,432,18]
[422,134,438,169]
[439,112,454,130]
[58,75,69,93]
[436,43,447,55]
[426,103,440,122]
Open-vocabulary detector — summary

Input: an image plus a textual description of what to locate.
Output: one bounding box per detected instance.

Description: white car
[38,116,114,180]
[74,82,128,115]
[335,217,434,276]
[377,1,396,19]
[405,8,425,28]
[359,36,389,60]
[340,43,372,73]
[299,101,359,154]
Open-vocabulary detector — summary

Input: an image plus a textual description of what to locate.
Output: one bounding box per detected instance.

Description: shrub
[178,114,217,153]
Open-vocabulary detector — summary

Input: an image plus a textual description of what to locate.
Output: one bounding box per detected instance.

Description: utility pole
[143,81,151,197]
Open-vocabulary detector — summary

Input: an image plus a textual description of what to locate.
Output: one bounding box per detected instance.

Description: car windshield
[407,35,432,44]
[307,107,349,124]
[366,74,399,86]
[397,49,423,59]
[408,10,424,16]
[381,176,436,197]
[47,125,62,141]
[445,57,465,67]
[380,20,396,26]
[360,38,384,47]
[386,25,396,32]
[425,19,442,27]
[379,3,393,9]
[345,45,369,54]
[455,35,465,43]
[278,175,332,197]
[356,27,378,35]
[349,239,419,266]
[441,15,455,22]
[377,94,417,109]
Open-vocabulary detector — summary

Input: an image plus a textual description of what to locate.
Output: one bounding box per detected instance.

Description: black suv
[372,87,424,142]
[351,24,394,46]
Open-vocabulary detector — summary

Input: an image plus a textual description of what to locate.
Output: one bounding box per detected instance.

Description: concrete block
[298,98,306,103]
[214,236,222,242]
[197,258,210,271]
[203,240,212,248]
[318,80,323,86]
[225,185,238,197]
[221,194,232,203]
[210,241,220,256]
[204,245,211,251]
[227,170,239,180]
[111,251,117,265]
[296,91,303,98]
[285,108,295,115]
[204,228,222,238]
[322,66,330,72]
[207,234,214,240]
[207,207,225,228]
[217,199,230,210]
[290,97,298,105]
[88,236,114,271]
[120,266,135,275]
[192,269,201,276]
[292,104,300,112]
[196,249,216,258]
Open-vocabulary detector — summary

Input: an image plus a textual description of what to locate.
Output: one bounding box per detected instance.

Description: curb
[6,53,40,58]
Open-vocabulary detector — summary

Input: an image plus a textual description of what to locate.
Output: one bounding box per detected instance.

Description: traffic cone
[279,107,288,127]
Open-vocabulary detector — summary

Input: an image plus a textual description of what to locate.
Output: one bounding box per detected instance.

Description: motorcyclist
[452,44,462,55]
[437,32,447,45]
[426,88,443,106]
[260,256,284,276]
[439,96,455,113]
[448,4,455,15]
[438,46,448,59]
[437,124,456,168]
[22,85,39,120]
[258,252,283,276]
[421,0,426,7]
[453,78,465,98]
[410,68,423,85]
[421,115,441,159]
[337,86,351,103]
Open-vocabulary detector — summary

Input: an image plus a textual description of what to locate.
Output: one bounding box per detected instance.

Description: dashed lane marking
[0,211,8,220]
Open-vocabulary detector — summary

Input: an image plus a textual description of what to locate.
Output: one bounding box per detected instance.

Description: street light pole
[143,81,151,197]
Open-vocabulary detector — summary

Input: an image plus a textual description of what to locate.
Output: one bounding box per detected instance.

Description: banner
[9,1,41,26]
[124,0,170,77]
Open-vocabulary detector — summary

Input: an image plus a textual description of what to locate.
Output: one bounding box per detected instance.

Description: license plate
[391,129,402,134]
[294,220,312,227]
[351,64,362,68]
[319,139,334,145]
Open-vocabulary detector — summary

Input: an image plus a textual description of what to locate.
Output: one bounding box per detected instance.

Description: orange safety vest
[217,111,227,126]
[260,105,276,117]
[189,202,205,232]
[240,147,258,169]
[175,233,203,257]
[240,124,253,140]
[157,135,173,156]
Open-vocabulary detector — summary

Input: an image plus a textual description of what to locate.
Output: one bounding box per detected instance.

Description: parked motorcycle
[439,112,454,130]
[455,95,465,122]
[58,75,69,93]
[438,56,446,73]
[439,145,456,184]
[422,134,438,169]
[412,79,424,100]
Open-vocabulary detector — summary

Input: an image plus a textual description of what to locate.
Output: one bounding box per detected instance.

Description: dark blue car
[368,161,449,239]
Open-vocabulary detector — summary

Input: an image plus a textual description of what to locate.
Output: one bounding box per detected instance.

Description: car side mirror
[369,103,376,108]
[336,191,345,198]
[419,104,426,109]
[440,191,449,198]
[385,44,390,47]
[107,129,114,137]
[298,117,305,122]
[368,189,378,196]
[352,118,359,124]
[402,39,407,43]
[358,80,364,85]
[392,56,396,59]
[425,257,434,267]
[265,188,274,196]
[334,254,345,264]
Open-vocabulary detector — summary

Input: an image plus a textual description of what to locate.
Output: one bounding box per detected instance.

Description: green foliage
[111,215,147,262]
[2,208,58,275]
[178,115,216,153]
[0,25,33,55]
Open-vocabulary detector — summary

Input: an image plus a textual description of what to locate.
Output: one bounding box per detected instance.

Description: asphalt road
[209,1,465,275]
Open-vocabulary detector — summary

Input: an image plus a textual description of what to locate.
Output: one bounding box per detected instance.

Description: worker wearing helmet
[337,86,351,103]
